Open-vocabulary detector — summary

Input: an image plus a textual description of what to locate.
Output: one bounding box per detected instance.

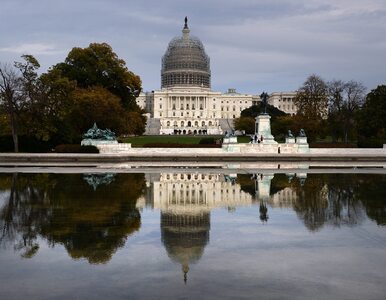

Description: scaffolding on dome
[161,33,211,88]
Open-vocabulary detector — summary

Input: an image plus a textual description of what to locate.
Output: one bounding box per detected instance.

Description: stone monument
[255,92,277,145]
[285,130,295,143]
[81,123,131,153]
[81,123,118,146]
[296,128,309,153]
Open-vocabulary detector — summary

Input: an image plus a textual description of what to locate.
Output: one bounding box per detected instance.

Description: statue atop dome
[184,16,188,29]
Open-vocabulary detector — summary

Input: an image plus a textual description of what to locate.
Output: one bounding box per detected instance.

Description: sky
[0,0,385,94]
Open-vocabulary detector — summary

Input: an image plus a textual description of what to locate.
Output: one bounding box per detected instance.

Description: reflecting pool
[0,171,385,299]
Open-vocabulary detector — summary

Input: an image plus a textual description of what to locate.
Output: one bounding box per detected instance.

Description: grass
[119,135,250,147]
[114,135,362,148]
[119,135,221,146]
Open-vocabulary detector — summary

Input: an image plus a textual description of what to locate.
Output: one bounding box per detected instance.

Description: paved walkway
[1,148,386,167]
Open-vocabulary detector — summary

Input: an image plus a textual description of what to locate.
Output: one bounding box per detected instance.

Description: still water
[0,171,385,299]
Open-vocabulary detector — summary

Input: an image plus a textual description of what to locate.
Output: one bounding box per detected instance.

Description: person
[260,135,264,142]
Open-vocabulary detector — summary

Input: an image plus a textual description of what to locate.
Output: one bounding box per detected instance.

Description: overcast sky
[1,0,385,94]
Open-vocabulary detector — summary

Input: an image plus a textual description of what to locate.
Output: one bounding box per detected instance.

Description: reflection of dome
[161,17,211,88]
[161,212,210,283]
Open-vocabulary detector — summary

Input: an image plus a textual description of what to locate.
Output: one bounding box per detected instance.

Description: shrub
[0,135,54,152]
[357,138,384,148]
[309,142,357,148]
[199,137,216,144]
[141,143,221,148]
[55,144,99,153]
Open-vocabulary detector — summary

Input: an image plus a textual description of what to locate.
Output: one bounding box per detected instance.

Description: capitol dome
[161,17,211,88]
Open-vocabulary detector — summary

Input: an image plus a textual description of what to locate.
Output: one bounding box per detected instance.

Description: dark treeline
[235,74,386,147]
[0,43,146,152]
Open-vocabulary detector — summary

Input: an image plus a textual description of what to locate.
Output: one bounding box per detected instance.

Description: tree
[294,75,328,141]
[19,65,76,142]
[0,55,40,152]
[46,42,146,138]
[125,111,147,136]
[234,117,255,134]
[235,103,288,135]
[328,80,366,142]
[271,115,297,140]
[357,85,386,147]
[68,86,129,139]
[241,102,287,119]
[53,43,142,109]
[0,63,21,151]
[294,74,328,119]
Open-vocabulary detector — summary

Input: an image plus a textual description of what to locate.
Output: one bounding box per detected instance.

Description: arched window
[166,121,170,126]
[209,121,213,126]
[202,121,205,126]
[187,121,192,127]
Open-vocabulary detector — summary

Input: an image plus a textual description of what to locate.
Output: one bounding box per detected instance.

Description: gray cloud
[0,0,385,93]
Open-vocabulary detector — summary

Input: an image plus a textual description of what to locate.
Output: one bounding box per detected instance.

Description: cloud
[0,0,385,92]
[0,43,64,55]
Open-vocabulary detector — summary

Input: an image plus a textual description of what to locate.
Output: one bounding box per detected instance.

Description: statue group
[83,123,116,141]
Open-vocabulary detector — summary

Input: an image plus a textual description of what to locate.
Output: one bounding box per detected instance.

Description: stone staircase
[219,119,234,133]
[144,118,161,135]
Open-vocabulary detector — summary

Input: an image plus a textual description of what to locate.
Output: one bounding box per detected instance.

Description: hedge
[54,144,99,153]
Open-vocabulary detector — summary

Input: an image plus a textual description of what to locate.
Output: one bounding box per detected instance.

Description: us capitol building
[136,18,297,135]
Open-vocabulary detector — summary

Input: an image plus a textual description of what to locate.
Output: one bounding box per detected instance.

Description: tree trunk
[9,111,19,152]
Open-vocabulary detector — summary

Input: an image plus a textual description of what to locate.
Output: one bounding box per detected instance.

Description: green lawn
[119,135,250,146]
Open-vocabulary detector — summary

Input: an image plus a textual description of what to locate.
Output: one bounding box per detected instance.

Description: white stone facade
[268,92,297,115]
[137,88,298,135]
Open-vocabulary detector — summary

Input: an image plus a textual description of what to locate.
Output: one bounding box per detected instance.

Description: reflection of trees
[237,173,289,198]
[291,175,330,231]
[0,173,145,263]
[0,173,54,258]
[325,174,365,227]
[289,175,367,231]
[354,175,386,225]
[237,174,256,197]
[237,173,385,231]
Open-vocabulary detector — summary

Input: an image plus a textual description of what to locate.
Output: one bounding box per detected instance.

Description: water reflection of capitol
[137,172,303,282]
